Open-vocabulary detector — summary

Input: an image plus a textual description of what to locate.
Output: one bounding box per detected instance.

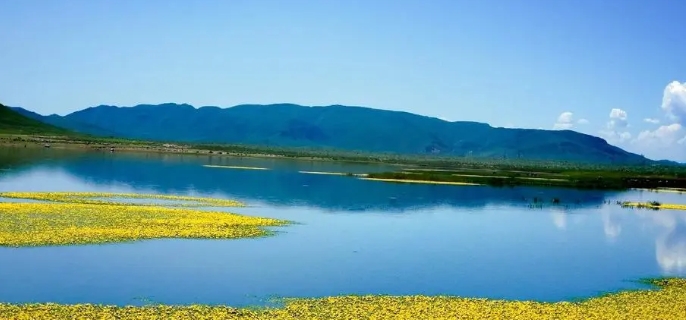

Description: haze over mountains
[6,102,660,165]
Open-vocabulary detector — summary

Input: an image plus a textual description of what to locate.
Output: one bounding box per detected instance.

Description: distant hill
[10,107,117,137]
[0,103,70,134]
[14,103,654,165]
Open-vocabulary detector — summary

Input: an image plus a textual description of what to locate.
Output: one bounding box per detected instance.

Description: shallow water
[0,147,685,307]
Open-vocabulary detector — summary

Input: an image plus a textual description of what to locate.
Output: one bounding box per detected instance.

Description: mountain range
[4,102,662,165]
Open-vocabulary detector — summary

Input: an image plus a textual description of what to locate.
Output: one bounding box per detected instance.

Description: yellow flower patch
[0,278,684,319]
[0,199,287,247]
[621,201,686,211]
[0,192,245,207]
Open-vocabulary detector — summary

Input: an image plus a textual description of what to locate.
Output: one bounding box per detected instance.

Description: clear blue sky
[1,0,685,160]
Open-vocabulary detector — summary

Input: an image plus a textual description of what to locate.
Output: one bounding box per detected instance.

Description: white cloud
[619,132,631,141]
[599,108,631,144]
[630,124,686,160]
[634,123,683,147]
[577,118,589,125]
[661,81,686,125]
[609,108,627,120]
[438,116,452,122]
[600,130,632,144]
[607,108,628,129]
[553,111,575,130]
[613,81,686,161]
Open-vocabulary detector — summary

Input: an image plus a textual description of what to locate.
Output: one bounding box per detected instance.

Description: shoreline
[3,134,686,192]
[0,134,396,166]
[1,277,684,319]
[4,133,686,170]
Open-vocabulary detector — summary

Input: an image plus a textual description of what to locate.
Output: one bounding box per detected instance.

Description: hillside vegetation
[0,104,69,135]
[13,103,652,165]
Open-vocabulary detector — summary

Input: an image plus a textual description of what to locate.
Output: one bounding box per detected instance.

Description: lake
[0,147,684,307]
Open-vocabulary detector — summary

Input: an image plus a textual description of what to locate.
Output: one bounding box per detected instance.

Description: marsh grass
[1,278,684,319]
[0,193,288,247]
[370,167,686,190]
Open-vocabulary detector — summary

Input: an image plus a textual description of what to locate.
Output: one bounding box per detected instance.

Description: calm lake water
[0,147,685,307]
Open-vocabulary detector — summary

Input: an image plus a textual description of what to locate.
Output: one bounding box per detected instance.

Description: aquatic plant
[0,201,287,247]
[0,278,684,319]
[620,201,686,211]
[0,192,245,207]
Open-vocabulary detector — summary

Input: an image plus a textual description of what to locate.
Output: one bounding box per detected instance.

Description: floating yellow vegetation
[203,165,269,170]
[0,195,287,247]
[0,192,245,207]
[620,201,686,211]
[1,278,684,319]
[359,177,480,186]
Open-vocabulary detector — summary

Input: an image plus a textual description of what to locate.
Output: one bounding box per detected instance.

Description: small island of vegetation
[0,192,288,247]
[363,166,686,191]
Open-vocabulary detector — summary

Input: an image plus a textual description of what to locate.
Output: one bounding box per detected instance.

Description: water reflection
[1,148,686,305]
[595,206,686,275]
[601,207,622,241]
[0,147,619,212]
[551,209,568,230]
[641,210,686,274]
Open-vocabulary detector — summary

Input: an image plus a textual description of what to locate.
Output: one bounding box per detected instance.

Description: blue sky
[1,0,685,160]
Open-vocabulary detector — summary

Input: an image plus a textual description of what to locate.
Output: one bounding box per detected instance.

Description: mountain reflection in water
[1,148,686,306]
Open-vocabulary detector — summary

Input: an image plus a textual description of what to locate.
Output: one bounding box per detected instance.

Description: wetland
[1,146,685,318]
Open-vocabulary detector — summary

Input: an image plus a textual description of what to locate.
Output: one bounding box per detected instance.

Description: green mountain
[0,103,70,134]
[12,103,652,164]
[10,107,117,137]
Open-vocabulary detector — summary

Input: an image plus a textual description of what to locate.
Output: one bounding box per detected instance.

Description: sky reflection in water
[0,148,684,307]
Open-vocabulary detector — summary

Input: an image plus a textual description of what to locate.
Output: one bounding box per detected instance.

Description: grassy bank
[1,278,684,319]
[366,168,686,190]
